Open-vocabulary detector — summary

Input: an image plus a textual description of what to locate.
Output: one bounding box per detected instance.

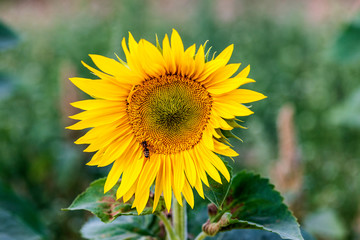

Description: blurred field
[1,0,360,239]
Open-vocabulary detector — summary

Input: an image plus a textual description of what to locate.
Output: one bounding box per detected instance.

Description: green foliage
[71,171,304,240]
[204,171,303,240]
[0,73,15,100]
[0,182,46,239]
[209,229,315,240]
[303,208,346,240]
[65,178,165,223]
[329,87,360,128]
[81,215,158,240]
[332,14,360,62]
[0,21,18,50]
[0,209,43,240]
[204,158,233,209]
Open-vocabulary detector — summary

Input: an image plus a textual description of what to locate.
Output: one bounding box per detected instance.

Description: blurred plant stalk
[271,104,304,219]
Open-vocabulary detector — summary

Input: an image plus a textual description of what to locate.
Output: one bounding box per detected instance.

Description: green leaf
[209,229,314,240]
[81,215,158,240]
[303,208,346,240]
[0,21,19,50]
[332,15,360,62]
[0,182,46,237]
[0,73,15,100]
[64,178,165,223]
[0,208,43,240]
[204,171,303,240]
[328,87,360,128]
[203,157,232,209]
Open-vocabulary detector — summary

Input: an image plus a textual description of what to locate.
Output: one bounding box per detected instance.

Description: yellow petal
[193,144,221,184]
[133,157,160,212]
[70,99,124,111]
[236,65,250,78]
[66,111,127,130]
[86,148,105,166]
[153,156,164,212]
[81,61,112,80]
[203,63,240,87]
[171,29,185,71]
[121,37,146,78]
[74,118,126,144]
[195,59,227,83]
[182,178,194,208]
[183,150,197,187]
[162,155,172,211]
[138,40,166,77]
[123,179,138,203]
[99,135,136,167]
[136,156,161,195]
[213,140,239,157]
[89,54,127,77]
[83,124,131,152]
[201,144,230,182]
[202,126,214,150]
[104,159,126,193]
[69,77,128,100]
[162,34,176,74]
[216,89,267,104]
[207,77,251,95]
[171,153,185,206]
[181,44,196,76]
[209,110,233,130]
[133,187,150,214]
[69,106,126,121]
[215,44,234,64]
[128,32,139,53]
[192,45,205,79]
[117,155,144,198]
[213,101,254,118]
[194,176,204,199]
[189,148,209,187]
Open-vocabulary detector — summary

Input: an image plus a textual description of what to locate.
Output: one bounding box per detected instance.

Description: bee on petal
[141,141,150,158]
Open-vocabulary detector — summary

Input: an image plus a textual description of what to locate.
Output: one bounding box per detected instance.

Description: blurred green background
[0,0,360,239]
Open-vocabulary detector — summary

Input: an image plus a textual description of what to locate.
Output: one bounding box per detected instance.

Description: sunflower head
[68,29,266,214]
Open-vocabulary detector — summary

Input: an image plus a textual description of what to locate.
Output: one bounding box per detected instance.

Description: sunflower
[68,29,266,214]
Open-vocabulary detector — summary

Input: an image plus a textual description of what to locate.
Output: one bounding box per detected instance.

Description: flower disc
[128,75,212,155]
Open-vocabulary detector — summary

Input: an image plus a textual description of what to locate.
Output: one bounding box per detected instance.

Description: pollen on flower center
[127,75,212,154]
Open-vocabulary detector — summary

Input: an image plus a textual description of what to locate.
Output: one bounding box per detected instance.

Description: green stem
[194,232,208,240]
[157,212,179,240]
[212,201,236,222]
[173,199,187,240]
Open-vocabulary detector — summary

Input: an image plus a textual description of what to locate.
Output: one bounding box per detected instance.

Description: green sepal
[204,171,304,240]
[211,51,217,60]
[155,34,163,53]
[224,118,247,129]
[203,158,233,209]
[205,46,213,62]
[215,129,228,142]
[220,130,243,142]
[114,53,128,66]
[64,178,165,223]
[215,118,246,143]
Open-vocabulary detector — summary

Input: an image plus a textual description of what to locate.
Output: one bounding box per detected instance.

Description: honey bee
[141,141,150,158]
